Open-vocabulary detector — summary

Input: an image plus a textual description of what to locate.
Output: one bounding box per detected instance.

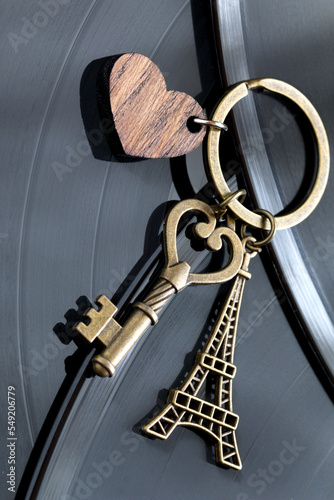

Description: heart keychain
[59,54,330,469]
[107,52,206,158]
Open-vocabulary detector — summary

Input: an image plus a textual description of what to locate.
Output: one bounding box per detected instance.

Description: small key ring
[241,208,276,251]
[213,189,247,220]
[219,189,246,209]
[206,78,330,230]
[192,117,228,132]
[242,236,260,257]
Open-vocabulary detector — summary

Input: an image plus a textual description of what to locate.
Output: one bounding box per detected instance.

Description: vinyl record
[1,1,333,499]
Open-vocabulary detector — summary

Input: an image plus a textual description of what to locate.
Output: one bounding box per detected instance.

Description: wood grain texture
[109,53,206,158]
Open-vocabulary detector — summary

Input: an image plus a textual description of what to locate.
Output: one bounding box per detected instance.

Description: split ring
[219,189,246,209]
[207,78,330,230]
[241,209,276,250]
[192,117,228,132]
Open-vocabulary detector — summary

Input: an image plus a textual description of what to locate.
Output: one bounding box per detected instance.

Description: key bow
[162,199,243,288]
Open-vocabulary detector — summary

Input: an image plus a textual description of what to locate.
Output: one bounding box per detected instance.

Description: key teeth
[73,321,88,336]
[95,294,117,314]
[73,295,119,344]
[79,295,115,324]
[95,294,111,307]
[85,308,99,322]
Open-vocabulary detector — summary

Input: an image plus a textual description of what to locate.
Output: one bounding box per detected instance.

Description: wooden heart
[109,53,206,158]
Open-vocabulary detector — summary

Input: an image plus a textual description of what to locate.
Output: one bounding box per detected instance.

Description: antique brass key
[74,199,244,377]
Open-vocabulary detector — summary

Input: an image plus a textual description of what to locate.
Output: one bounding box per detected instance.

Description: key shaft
[93,276,178,376]
[74,262,190,377]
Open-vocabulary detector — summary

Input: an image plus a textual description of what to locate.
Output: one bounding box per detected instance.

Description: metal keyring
[207,78,330,230]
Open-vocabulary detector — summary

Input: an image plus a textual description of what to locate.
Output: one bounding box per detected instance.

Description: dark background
[0,1,333,499]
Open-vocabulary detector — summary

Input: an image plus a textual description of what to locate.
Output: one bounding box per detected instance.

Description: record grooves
[2,1,333,499]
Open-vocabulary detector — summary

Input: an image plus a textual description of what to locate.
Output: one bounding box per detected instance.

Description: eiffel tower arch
[142,261,252,470]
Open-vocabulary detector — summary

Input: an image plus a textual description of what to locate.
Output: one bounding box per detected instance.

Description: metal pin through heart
[192,117,228,132]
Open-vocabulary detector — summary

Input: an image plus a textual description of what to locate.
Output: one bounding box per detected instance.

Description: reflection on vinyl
[1,1,333,499]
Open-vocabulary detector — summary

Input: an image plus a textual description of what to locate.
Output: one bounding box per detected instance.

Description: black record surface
[0,1,333,499]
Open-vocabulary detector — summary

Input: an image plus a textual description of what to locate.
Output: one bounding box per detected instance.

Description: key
[74,199,244,377]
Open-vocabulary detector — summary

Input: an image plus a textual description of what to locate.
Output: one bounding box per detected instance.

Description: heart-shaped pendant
[162,199,243,287]
[109,53,206,158]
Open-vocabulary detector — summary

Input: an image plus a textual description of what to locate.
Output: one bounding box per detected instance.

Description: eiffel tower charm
[142,239,258,470]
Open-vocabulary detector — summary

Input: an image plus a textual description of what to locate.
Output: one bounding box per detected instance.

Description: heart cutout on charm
[163,199,243,287]
[109,53,206,158]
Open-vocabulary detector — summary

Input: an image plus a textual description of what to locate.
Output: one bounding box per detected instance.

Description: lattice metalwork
[142,269,249,470]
